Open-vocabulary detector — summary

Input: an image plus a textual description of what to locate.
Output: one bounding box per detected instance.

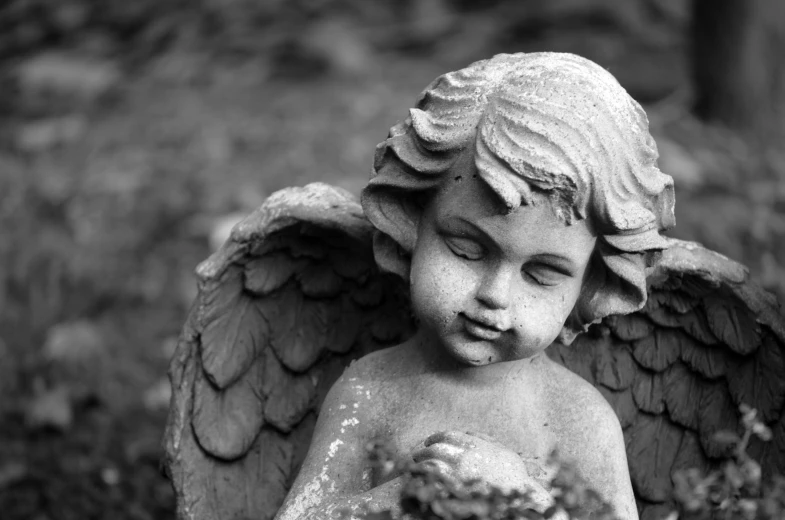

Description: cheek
[511,282,583,348]
[410,246,476,328]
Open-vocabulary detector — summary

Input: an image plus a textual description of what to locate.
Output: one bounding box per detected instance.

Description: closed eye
[523,263,572,286]
[444,236,486,261]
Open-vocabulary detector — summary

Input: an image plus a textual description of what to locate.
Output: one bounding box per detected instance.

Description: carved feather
[727,332,785,422]
[662,362,703,430]
[704,296,761,355]
[164,184,415,520]
[297,262,343,298]
[593,336,636,391]
[199,266,270,389]
[697,381,739,458]
[632,370,664,415]
[191,353,265,460]
[598,386,637,429]
[244,252,305,296]
[556,238,785,515]
[267,288,333,373]
[679,335,729,379]
[626,413,683,502]
[165,187,785,520]
[607,314,654,341]
[631,328,682,372]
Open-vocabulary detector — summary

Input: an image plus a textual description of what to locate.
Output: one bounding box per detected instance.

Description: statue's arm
[275,367,401,520]
[566,394,638,520]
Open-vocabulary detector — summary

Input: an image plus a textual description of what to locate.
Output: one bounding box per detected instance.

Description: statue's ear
[557,246,650,346]
[362,180,432,283]
[372,231,412,283]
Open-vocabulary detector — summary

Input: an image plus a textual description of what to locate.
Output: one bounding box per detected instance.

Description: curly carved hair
[361,52,676,342]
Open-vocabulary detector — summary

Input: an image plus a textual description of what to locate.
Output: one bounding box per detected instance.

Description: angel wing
[548,238,785,520]
[165,181,785,520]
[163,183,415,520]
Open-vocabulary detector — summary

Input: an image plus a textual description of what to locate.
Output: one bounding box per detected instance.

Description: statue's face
[409,154,596,367]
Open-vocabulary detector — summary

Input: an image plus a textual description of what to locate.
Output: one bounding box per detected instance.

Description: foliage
[671,405,785,520]
[0,1,782,518]
[363,405,785,520]
[362,441,619,520]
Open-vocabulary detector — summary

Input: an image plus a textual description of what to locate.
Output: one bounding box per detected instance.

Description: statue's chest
[372,377,554,467]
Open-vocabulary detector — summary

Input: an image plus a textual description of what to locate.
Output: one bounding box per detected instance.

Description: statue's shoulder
[541,356,620,431]
[330,344,411,397]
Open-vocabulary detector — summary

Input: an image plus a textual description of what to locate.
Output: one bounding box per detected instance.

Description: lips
[462,314,506,341]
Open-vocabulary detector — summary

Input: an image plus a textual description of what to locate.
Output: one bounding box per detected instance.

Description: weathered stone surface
[164,54,785,520]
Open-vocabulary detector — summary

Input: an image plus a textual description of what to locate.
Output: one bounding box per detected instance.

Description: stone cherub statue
[164,53,785,520]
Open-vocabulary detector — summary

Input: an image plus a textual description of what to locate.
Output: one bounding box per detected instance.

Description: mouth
[462,314,505,341]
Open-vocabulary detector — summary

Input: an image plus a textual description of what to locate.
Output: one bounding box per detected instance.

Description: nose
[475,263,514,310]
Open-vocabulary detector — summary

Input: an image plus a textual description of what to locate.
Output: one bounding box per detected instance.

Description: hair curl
[361,52,675,343]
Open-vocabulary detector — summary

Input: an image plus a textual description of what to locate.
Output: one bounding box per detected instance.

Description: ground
[1,3,784,518]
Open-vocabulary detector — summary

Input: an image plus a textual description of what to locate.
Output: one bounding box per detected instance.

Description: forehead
[430,165,596,260]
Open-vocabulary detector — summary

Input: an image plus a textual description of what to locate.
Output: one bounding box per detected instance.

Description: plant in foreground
[361,405,785,520]
[671,405,785,520]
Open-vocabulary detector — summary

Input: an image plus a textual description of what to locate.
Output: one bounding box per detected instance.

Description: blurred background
[0,0,784,518]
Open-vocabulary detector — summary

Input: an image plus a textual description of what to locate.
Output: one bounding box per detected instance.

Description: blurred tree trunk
[692,0,785,140]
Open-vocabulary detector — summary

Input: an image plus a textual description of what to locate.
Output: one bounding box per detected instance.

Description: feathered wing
[163,183,415,520]
[549,238,785,520]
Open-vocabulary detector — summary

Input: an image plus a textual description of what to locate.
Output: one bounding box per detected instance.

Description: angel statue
[163,53,785,520]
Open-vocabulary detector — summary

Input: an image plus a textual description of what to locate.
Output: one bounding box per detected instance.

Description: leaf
[26,385,73,431]
[244,252,302,296]
[268,289,330,372]
[208,212,247,252]
[632,370,665,414]
[200,267,269,389]
[626,414,684,502]
[663,362,704,430]
[632,328,683,372]
[727,333,785,423]
[17,52,120,100]
[679,335,729,379]
[43,320,104,363]
[698,381,740,459]
[297,262,343,298]
[192,358,264,461]
[607,314,654,342]
[16,115,86,153]
[143,378,172,412]
[704,297,761,355]
[593,338,636,391]
[0,463,27,490]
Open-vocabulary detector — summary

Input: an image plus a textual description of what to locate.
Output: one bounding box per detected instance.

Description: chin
[445,338,502,367]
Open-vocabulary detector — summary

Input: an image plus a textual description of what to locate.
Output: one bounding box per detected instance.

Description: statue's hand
[411,431,553,510]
